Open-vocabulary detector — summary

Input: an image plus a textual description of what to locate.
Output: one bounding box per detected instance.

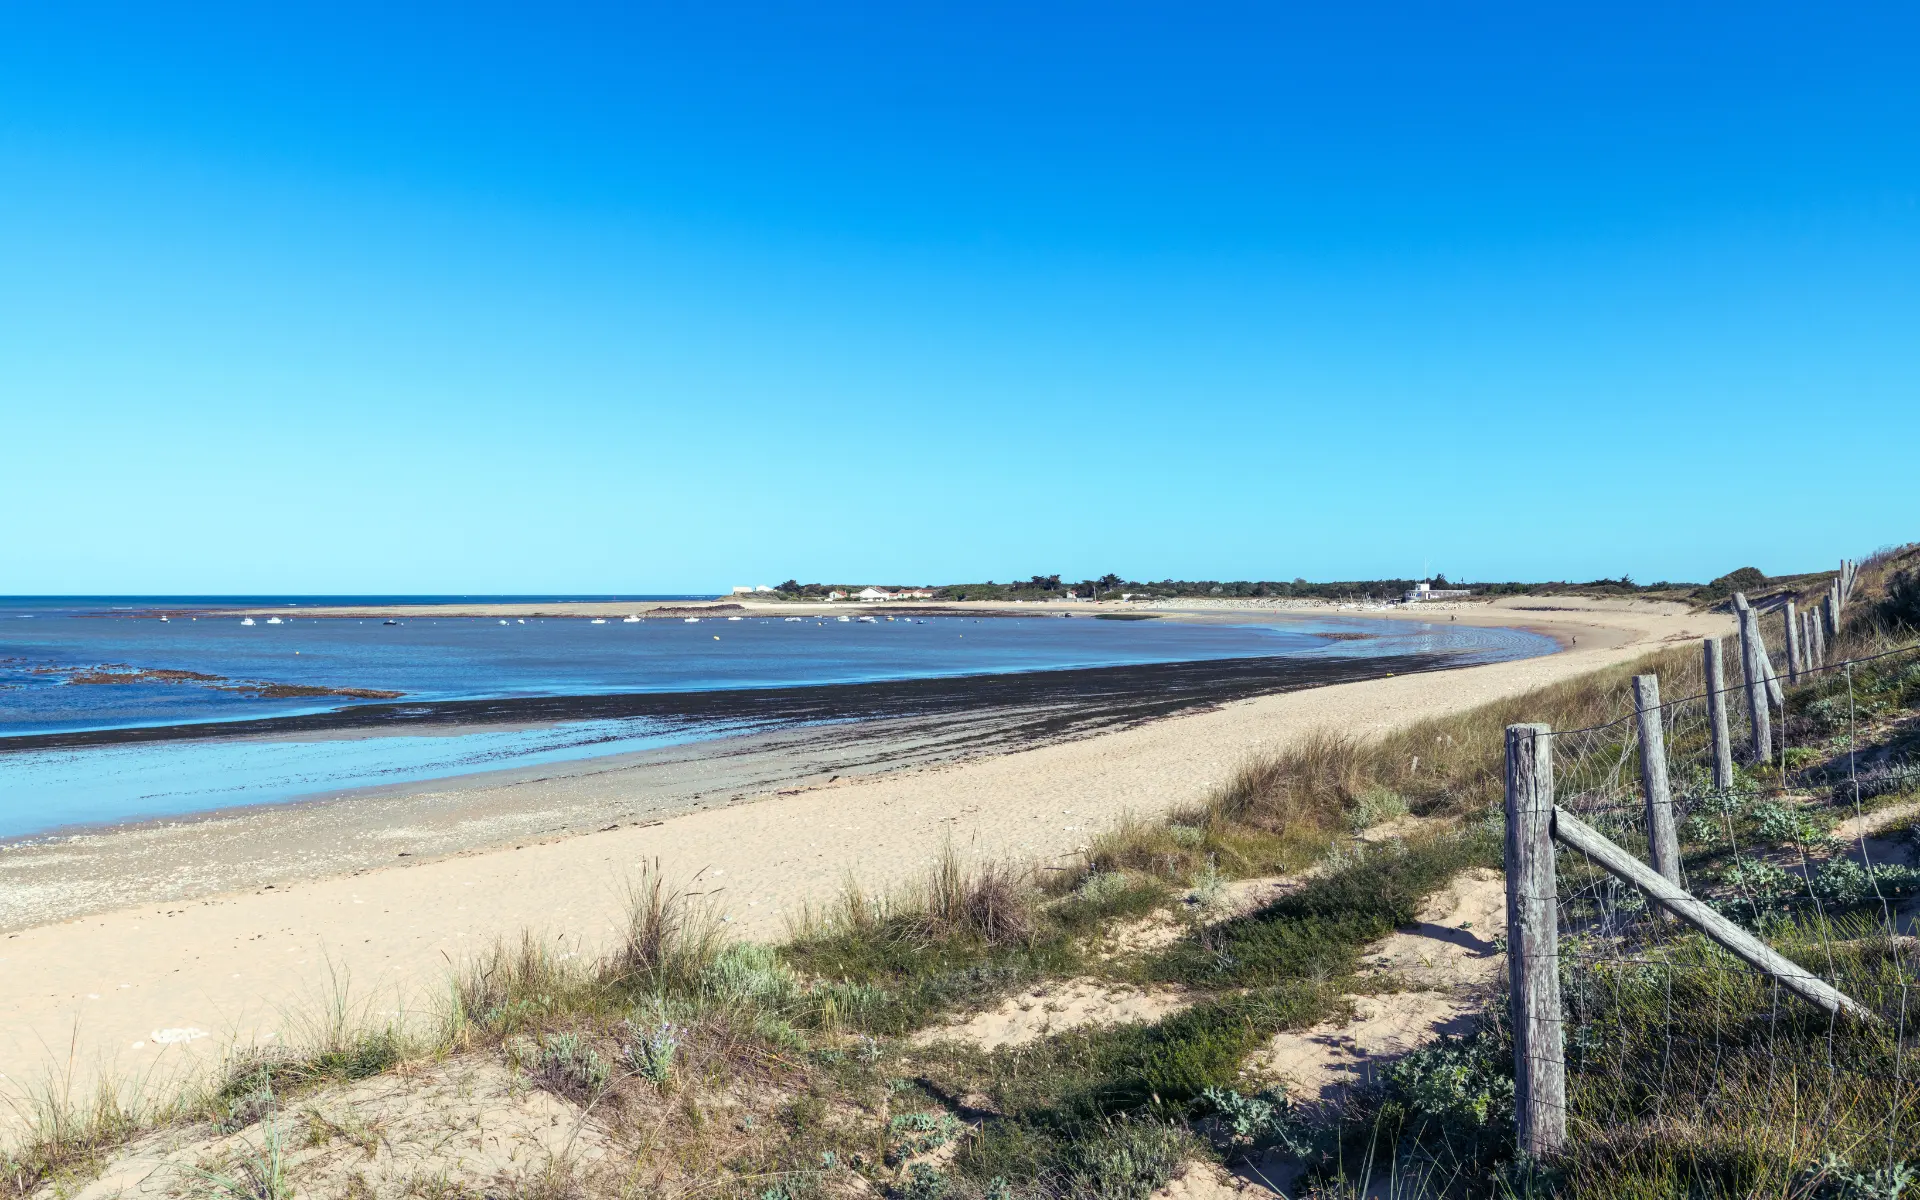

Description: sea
[0,596,1558,839]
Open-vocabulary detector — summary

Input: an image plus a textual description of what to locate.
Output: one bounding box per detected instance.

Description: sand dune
[0,597,1726,1123]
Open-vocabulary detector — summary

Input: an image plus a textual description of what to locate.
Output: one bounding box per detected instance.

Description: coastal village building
[855,587,935,601]
[1403,581,1474,602]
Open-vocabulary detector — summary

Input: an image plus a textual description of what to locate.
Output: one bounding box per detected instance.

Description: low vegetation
[6,555,1919,1199]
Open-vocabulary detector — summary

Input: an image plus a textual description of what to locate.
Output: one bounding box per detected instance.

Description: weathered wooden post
[1784,599,1803,683]
[1704,637,1735,790]
[1734,596,1772,763]
[1505,723,1566,1159]
[1811,609,1827,669]
[1632,675,1681,884]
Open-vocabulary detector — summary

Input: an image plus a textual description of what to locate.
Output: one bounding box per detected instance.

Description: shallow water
[0,598,1556,838]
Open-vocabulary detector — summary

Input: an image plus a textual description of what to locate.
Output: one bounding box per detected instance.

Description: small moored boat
[241,617,256,626]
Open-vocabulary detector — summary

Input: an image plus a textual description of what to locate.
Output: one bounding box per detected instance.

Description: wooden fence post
[1505,723,1566,1159]
[1812,609,1827,669]
[1704,637,1734,790]
[1734,596,1772,763]
[1633,675,1681,884]
[1784,600,1803,683]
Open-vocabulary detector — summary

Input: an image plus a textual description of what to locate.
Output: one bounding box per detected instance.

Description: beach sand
[0,597,1726,1121]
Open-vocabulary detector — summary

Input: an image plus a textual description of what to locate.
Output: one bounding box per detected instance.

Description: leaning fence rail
[1500,566,1915,1161]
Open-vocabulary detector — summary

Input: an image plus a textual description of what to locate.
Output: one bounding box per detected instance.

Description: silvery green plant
[538,1032,610,1098]
[1198,1086,1312,1158]
[621,1020,679,1084]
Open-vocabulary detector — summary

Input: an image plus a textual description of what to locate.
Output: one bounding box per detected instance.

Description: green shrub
[1349,786,1409,832]
[619,1020,678,1084]
[1802,1152,1918,1200]
[896,1162,950,1200]
[1874,568,1920,634]
[535,1033,609,1100]
[887,1111,965,1164]
[1198,1086,1312,1158]
[1385,1031,1514,1137]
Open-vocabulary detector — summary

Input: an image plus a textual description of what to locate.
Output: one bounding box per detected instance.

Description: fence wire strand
[1529,618,1918,1168]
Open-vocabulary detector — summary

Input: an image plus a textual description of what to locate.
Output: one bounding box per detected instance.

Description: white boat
[684,616,701,623]
[784,617,804,622]
[857,615,876,623]
[159,615,169,623]
[727,616,743,621]
[517,618,525,624]
[240,617,256,626]
[623,615,641,623]
[266,616,283,625]
[500,619,509,625]
[590,618,608,624]
[837,615,851,622]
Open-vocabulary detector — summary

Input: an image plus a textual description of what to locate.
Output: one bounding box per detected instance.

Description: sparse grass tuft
[610,859,728,994]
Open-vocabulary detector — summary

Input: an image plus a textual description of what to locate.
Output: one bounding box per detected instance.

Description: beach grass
[10,572,1920,1199]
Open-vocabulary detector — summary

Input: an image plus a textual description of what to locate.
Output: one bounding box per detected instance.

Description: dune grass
[11,589,1918,1198]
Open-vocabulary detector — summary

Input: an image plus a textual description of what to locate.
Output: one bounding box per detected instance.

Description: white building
[857,587,893,601]
[1404,581,1474,602]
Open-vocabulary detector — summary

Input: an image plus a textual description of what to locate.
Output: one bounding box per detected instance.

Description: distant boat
[266,617,283,625]
[241,617,256,626]
[858,615,877,623]
[784,617,804,622]
[383,619,398,625]
[685,617,700,623]
[499,619,509,625]
[623,615,641,623]
[159,615,169,623]
[837,615,852,622]
[727,616,743,621]
[517,618,525,624]
[591,618,608,624]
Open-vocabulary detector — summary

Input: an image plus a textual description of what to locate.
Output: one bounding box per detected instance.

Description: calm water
[0,597,1557,837]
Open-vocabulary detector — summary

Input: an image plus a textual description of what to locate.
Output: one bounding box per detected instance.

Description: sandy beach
[0,596,1728,1120]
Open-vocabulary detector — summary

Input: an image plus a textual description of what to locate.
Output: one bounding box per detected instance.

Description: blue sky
[3,3,1916,593]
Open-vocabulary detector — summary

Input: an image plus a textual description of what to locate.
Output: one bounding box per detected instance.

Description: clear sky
[3,3,1916,594]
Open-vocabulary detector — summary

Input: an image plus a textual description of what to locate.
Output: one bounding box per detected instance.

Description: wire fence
[1527,617,1920,1167]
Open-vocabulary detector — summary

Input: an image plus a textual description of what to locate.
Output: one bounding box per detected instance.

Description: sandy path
[0,599,1726,1123]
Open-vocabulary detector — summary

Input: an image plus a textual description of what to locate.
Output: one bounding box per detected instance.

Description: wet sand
[0,652,1448,930]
